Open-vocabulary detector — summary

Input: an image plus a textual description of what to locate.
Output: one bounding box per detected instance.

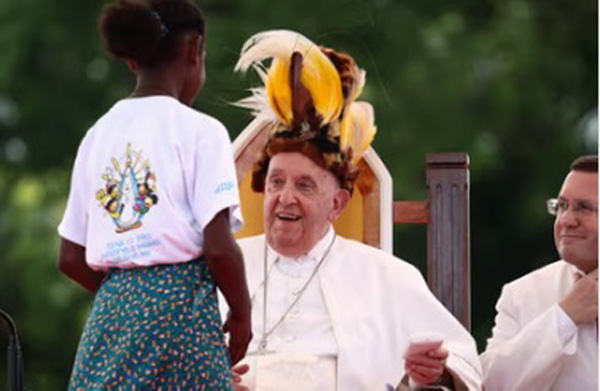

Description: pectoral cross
[257,338,269,355]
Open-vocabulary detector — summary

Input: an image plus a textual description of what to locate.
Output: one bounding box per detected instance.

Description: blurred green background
[0,0,597,389]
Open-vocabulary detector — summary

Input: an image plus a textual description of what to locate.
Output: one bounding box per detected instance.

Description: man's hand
[404,346,450,386]
[223,312,252,366]
[232,364,250,391]
[559,269,598,325]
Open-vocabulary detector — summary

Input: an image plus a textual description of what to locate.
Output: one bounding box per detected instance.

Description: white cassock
[221,228,482,391]
[480,260,598,391]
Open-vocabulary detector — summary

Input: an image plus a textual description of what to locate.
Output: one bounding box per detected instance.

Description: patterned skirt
[68,259,234,391]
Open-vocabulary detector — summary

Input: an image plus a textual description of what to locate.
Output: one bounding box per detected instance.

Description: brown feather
[290,51,321,136]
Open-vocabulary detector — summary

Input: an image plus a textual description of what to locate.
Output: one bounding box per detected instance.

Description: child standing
[57,1,251,389]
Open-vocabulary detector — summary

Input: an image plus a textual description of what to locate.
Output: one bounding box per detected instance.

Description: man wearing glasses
[480,155,598,391]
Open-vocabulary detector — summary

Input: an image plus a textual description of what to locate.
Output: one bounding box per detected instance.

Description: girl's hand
[223,312,252,366]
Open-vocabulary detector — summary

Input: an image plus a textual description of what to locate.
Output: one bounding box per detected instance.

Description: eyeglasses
[546,198,598,217]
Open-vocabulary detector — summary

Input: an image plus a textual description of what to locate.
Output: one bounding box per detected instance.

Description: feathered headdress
[235,30,377,191]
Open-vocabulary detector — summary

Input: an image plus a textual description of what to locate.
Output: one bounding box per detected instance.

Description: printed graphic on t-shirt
[95,143,159,233]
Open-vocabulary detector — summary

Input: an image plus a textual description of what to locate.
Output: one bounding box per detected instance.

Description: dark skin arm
[58,239,106,294]
[203,208,252,366]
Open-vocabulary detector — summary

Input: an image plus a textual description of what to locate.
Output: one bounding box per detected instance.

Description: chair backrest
[394,153,471,330]
[233,119,471,330]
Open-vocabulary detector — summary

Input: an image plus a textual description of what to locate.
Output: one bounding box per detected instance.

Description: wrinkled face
[264,152,349,257]
[553,170,598,273]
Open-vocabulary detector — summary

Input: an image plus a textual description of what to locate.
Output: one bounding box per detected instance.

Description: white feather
[235,30,325,73]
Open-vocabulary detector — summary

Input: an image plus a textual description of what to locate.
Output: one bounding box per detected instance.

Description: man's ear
[329,188,351,222]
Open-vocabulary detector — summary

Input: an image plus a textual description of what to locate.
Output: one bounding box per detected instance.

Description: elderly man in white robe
[222,29,483,391]
[480,155,598,391]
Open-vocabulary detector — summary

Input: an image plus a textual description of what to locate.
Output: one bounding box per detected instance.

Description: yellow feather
[236,30,344,126]
[266,58,293,125]
[340,102,377,163]
[299,47,343,123]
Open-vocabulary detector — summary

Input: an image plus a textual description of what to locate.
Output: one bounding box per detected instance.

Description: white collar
[267,225,335,264]
[562,259,588,280]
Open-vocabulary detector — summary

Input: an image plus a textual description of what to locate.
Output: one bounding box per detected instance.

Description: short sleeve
[57,144,89,246]
[190,119,243,233]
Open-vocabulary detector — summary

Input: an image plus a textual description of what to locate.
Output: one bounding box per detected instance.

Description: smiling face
[263,152,350,257]
[553,170,598,273]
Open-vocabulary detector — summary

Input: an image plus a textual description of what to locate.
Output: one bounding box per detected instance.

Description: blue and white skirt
[68,259,233,390]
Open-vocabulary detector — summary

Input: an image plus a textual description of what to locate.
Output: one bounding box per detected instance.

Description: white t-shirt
[58,96,243,271]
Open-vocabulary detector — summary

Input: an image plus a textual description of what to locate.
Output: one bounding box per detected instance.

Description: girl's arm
[203,208,252,365]
[58,239,105,294]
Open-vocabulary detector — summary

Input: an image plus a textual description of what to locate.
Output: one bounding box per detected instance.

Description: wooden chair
[394,153,471,330]
[233,119,471,330]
